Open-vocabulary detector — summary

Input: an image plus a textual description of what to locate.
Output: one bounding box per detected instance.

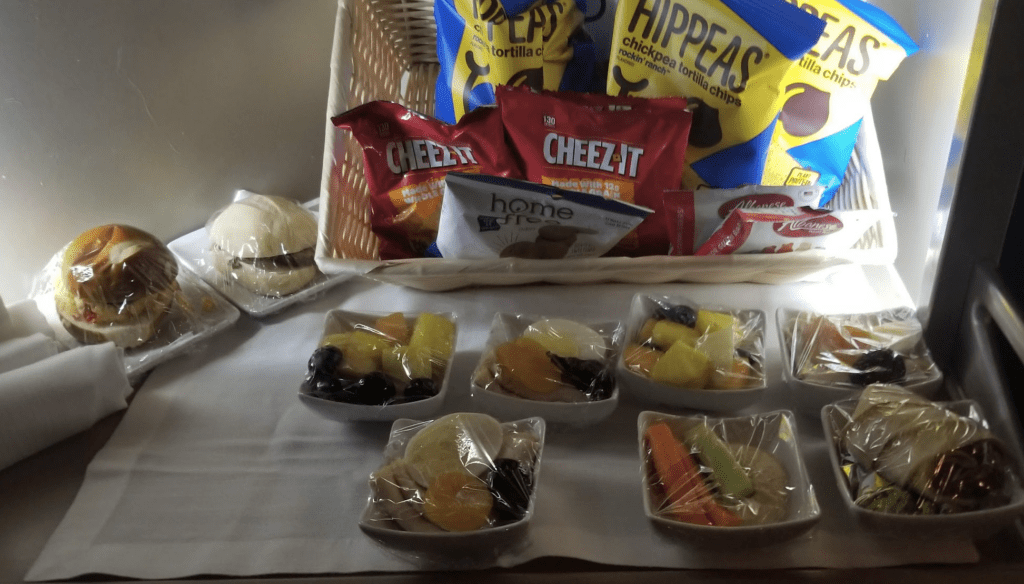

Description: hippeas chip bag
[772,0,918,204]
[434,0,598,124]
[606,0,826,191]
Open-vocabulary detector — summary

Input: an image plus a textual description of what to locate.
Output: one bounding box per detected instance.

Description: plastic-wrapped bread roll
[840,384,1013,510]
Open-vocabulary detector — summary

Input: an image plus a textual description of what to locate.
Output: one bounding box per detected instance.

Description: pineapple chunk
[695,310,735,335]
[382,344,434,383]
[650,340,713,388]
[651,320,701,350]
[623,343,662,376]
[409,313,456,373]
[637,318,659,344]
[340,330,392,375]
[320,332,352,350]
[695,327,735,370]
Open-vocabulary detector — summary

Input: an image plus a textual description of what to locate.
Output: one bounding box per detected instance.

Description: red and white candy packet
[695,207,882,256]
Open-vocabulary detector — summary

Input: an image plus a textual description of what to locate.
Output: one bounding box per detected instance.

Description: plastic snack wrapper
[694,206,881,256]
[782,307,941,391]
[331,101,522,259]
[359,413,545,564]
[435,172,653,259]
[471,312,624,405]
[433,0,597,123]
[665,184,824,255]
[29,224,239,380]
[622,295,765,391]
[496,86,692,256]
[298,310,457,410]
[826,385,1022,515]
[773,0,918,205]
[638,410,820,532]
[606,0,825,191]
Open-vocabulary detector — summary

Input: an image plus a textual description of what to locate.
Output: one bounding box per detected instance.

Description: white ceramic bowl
[821,398,1024,539]
[778,307,943,414]
[470,313,622,428]
[297,309,455,422]
[618,294,767,412]
[358,416,545,560]
[637,410,821,546]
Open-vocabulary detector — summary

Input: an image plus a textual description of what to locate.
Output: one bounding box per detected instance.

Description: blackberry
[850,349,907,386]
[548,354,615,401]
[488,458,534,521]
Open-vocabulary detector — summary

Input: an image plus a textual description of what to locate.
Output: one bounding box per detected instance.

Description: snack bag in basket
[771,0,918,205]
[496,86,692,256]
[606,0,825,191]
[695,206,880,256]
[332,101,521,260]
[434,0,598,123]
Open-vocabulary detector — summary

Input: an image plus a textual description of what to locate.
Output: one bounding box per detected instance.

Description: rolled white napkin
[0,342,132,471]
[0,332,61,375]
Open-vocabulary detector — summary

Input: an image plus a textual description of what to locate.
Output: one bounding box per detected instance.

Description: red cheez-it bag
[332,101,519,259]
[496,86,692,256]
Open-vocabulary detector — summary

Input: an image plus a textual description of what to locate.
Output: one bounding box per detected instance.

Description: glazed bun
[208,194,319,297]
[54,224,179,348]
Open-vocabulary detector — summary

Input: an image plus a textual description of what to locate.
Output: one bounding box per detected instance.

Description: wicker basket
[315,0,897,291]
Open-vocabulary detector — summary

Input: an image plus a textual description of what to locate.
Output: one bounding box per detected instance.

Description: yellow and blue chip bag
[607,0,826,191]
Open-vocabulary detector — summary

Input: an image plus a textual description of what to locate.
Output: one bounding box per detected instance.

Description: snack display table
[3,265,1024,583]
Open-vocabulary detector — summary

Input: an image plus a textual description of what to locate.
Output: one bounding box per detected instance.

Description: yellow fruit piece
[373,312,411,345]
[637,318,658,344]
[320,332,352,350]
[651,320,701,350]
[695,328,735,370]
[494,337,564,394]
[650,340,713,388]
[382,344,434,383]
[623,343,662,376]
[340,330,392,376]
[422,472,494,532]
[409,313,455,373]
[695,310,735,336]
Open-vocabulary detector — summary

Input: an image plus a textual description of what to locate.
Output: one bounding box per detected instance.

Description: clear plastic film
[781,307,942,391]
[638,410,820,538]
[826,385,1023,516]
[359,413,545,564]
[30,223,239,379]
[297,309,457,421]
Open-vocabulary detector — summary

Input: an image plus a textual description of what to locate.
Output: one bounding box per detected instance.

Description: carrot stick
[645,423,712,526]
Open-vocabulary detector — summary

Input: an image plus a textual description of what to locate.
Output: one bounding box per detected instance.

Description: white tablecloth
[26,266,980,580]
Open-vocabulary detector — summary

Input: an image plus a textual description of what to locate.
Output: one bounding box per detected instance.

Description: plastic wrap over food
[639,410,820,532]
[359,413,545,563]
[472,312,623,404]
[783,307,940,390]
[828,385,1021,515]
[30,224,239,379]
[623,295,765,391]
[298,310,457,412]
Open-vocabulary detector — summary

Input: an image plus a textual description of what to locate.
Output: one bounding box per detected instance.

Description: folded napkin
[0,332,61,375]
[0,342,132,471]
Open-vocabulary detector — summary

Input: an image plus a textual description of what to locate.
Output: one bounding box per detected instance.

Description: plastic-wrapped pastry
[838,384,1016,513]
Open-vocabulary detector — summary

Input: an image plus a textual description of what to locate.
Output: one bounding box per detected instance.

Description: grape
[548,354,615,401]
[850,349,906,386]
[308,346,343,376]
[654,303,698,327]
[345,371,397,405]
[488,458,533,521]
[404,378,437,400]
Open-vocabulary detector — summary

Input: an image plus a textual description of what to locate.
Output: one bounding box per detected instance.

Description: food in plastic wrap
[435,172,652,259]
[829,385,1020,515]
[300,311,456,407]
[53,224,181,348]
[664,184,824,255]
[622,297,764,391]
[783,307,940,390]
[695,206,881,255]
[472,314,622,404]
[433,0,597,123]
[773,0,918,204]
[606,0,825,191]
[639,411,820,533]
[363,413,544,539]
[332,101,521,259]
[496,86,692,256]
[207,194,319,297]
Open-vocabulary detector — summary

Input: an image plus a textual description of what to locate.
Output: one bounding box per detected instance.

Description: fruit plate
[777,307,944,414]
[821,398,1024,539]
[469,312,624,427]
[358,415,545,562]
[637,410,821,547]
[168,194,352,318]
[296,309,456,422]
[617,294,767,412]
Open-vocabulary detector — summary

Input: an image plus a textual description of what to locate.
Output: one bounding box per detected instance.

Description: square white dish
[778,307,943,414]
[821,398,1024,539]
[638,409,821,547]
[617,294,767,412]
[358,415,545,559]
[297,309,455,422]
[470,313,622,427]
[168,195,351,318]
